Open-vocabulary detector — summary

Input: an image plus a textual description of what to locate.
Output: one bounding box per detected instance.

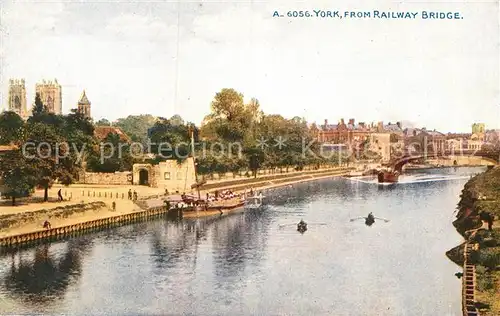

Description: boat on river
[377,170,399,183]
[297,220,307,233]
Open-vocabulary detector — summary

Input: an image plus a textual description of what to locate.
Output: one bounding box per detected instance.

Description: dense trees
[86,133,134,173]
[0,87,346,204]
[114,114,157,144]
[194,88,330,178]
[0,94,95,203]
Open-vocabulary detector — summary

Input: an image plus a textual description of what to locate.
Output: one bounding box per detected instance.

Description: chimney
[397,121,401,129]
[348,118,355,125]
[340,118,345,125]
[324,119,328,127]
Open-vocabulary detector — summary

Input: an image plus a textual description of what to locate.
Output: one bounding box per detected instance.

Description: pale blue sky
[0,0,498,132]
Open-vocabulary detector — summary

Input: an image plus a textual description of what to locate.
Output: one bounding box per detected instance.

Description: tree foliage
[86,133,134,173]
[0,111,25,145]
[114,114,157,144]
[0,150,37,205]
[0,95,96,202]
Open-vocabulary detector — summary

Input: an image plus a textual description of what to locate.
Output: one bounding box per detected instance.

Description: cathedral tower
[8,79,28,118]
[35,79,62,114]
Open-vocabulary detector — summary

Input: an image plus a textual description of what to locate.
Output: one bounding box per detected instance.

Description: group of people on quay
[205,189,241,202]
[127,189,138,201]
[162,187,263,211]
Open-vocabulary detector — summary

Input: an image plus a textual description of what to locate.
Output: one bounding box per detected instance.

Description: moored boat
[377,170,399,183]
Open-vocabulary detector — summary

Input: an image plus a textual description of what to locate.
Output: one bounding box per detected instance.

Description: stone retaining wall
[0,205,178,249]
[79,172,132,185]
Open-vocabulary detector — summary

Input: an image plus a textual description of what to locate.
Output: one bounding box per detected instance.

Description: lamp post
[189,125,201,200]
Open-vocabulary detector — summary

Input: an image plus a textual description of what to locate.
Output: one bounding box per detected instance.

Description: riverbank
[448,166,500,316]
[0,167,351,243]
[0,200,143,239]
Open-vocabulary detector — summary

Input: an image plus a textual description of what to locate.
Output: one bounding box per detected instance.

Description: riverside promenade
[0,167,352,247]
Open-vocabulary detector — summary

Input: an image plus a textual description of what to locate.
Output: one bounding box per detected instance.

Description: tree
[203,89,258,143]
[32,93,46,116]
[63,109,96,177]
[148,117,195,162]
[95,118,111,126]
[0,150,37,206]
[24,122,73,201]
[86,133,134,173]
[114,114,157,144]
[0,111,25,145]
[28,93,65,128]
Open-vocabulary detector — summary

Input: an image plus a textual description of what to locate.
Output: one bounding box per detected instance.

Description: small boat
[377,170,399,183]
[297,220,307,233]
[365,214,375,226]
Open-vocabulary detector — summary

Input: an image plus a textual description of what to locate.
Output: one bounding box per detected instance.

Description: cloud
[189,4,278,45]
[1,1,65,34]
[105,13,177,41]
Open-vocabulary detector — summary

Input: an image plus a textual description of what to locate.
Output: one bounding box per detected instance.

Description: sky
[0,0,498,133]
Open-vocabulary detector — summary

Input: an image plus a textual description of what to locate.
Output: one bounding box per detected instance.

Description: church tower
[35,79,62,114]
[8,79,28,119]
[77,90,91,119]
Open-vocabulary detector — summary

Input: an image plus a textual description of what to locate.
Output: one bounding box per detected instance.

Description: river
[0,167,485,315]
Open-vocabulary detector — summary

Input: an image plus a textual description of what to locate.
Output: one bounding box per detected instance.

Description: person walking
[128,189,132,200]
[57,189,63,201]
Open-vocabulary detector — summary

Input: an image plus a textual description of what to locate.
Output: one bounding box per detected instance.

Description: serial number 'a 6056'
[286,10,312,18]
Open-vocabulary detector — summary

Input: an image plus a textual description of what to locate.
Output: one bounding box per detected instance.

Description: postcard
[0,0,498,315]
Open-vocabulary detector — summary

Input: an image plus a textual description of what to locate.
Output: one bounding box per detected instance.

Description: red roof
[94,126,131,143]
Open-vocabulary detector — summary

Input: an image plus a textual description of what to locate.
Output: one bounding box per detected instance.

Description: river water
[0,167,485,315]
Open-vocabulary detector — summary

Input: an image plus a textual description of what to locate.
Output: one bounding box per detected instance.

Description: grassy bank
[452,166,500,316]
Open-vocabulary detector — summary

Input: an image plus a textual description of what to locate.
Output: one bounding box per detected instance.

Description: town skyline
[1,1,499,132]
[2,79,498,134]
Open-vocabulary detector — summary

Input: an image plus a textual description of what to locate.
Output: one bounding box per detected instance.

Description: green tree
[0,150,37,206]
[86,133,134,173]
[28,93,65,128]
[0,111,25,145]
[95,118,111,126]
[148,117,196,162]
[24,122,73,201]
[32,93,46,116]
[114,114,157,144]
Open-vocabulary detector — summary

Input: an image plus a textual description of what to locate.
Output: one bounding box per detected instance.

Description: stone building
[7,79,28,118]
[369,133,391,162]
[404,129,446,154]
[317,119,402,145]
[35,79,62,114]
[485,129,500,145]
[467,134,484,151]
[132,157,197,193]
[77,90,91,119]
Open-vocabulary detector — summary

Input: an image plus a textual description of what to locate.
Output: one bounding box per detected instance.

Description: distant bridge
[388,149,499,172]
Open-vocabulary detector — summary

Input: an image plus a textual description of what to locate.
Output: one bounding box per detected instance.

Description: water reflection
[149,217,220,271]
[0,167,484,315]
[3,239,92,307]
